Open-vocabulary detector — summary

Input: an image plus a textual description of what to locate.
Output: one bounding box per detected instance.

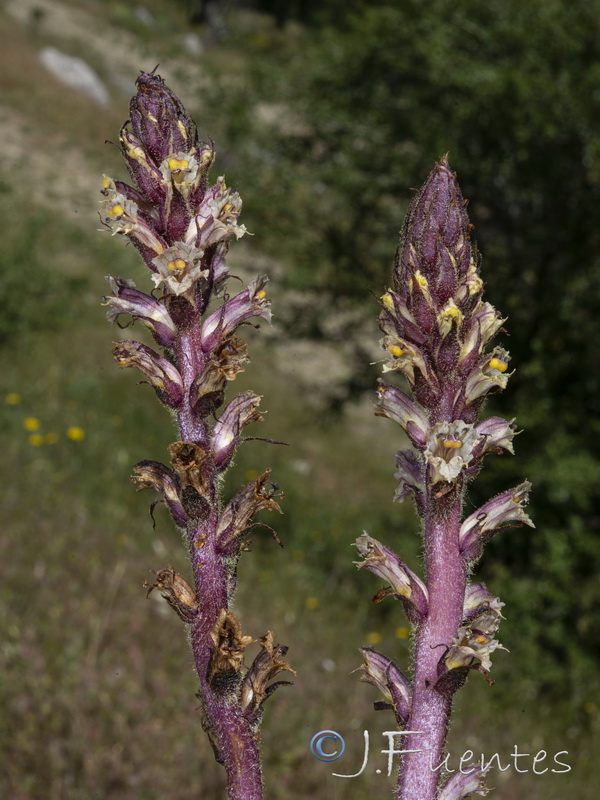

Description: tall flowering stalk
[100,71,293,800]
[355,157,533,800]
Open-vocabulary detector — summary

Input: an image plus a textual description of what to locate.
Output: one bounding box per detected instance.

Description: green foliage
[0,182,88,346]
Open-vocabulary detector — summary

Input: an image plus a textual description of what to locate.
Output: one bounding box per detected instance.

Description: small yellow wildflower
[305,596,319,611]
[28,434,44,447]
[395,626,410,640]
[24,417,40,431]
[67,426,85,441]
[366,631,382,645]
[5,392,21,405]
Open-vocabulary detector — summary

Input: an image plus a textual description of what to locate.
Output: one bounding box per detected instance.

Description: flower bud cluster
[374,157,532,555]
[379,156,509,419]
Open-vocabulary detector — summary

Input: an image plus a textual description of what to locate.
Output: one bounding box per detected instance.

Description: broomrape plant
[100,71,293,800]
[355,156,533,800]
[100,72,531,800]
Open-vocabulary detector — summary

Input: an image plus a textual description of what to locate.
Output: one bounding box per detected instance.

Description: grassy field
[0,1,598,798]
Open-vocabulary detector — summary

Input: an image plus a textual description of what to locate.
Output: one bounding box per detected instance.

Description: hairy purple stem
[176,327,208,445]
[397,487,466,799]
[188,521,264,800]
[175,323,264,800]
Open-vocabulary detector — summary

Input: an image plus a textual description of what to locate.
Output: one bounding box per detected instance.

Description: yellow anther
[475,634,488,645]
[387,344,404,358]
[101,176,111,190]
[168,158,189,171]
[489,357,508,373]
[443,306,460,318]
[443,439,462,449]
[255,290,267,300]
[109,204,124,218]
[167,258,187,272]
[381,291,395,312]
[223,202,235,213]
[414,271,428,287]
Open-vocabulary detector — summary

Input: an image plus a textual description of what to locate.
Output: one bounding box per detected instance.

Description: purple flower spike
[101,70,289,800]
[357,158,533,800]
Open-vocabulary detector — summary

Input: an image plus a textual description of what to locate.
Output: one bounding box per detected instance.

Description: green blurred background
[1,0,598,797]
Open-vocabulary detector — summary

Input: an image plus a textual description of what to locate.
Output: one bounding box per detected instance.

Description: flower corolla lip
[151,243,208,296]
[424,420,479,483]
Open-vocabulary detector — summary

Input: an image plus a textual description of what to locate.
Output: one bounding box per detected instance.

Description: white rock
[134,6,154,26]
[182,32,204,56]
[39,47,110,107]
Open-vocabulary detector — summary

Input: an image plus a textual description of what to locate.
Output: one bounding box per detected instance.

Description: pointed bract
[393,449,425,508]
[460,481,534,562]
[211,391,263,471]
[216,470,283,555]
[354,532,428,622]
[239,631,295,727]
[356,647,412,725]
[113,340,184,408]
